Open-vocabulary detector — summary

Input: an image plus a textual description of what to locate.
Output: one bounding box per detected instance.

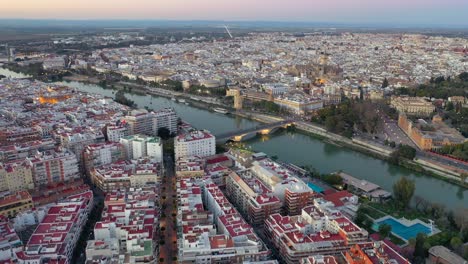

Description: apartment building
[300,256,338,264]
[344,241,410,264]
[90,158,160,193]
[0,159,35,192]
[265,205,368,264]
[175,156,205,179]
[29,149,80,187]
[174,130,216,159]
[251,159,315,215]
[124,110,155,136]
[226,170,282,226]
[153,107,178,134]
[0,216,24,263]
[106,124,129,143]
[120,134,163,161]
[123,108,178,136]
[0,191,33,218]
[177,179,270,263]
[89,188,159,263]
[18,191,93,263]
[0,127,42,146]
[83,142,125,175]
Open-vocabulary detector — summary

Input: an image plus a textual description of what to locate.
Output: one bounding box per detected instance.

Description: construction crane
[223,25,233,39]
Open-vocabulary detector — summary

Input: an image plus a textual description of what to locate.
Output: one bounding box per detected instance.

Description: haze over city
[1,0,468,26]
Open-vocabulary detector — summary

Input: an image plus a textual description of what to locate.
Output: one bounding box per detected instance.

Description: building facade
[174,130,216,160]
[391,96,435,116]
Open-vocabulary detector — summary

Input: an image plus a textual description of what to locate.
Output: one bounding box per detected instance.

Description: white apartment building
[174,130,215,159]
[123,108,178,136]
[120,135,163,161]
[83,142,125,174]
[106,124,128,142]
[153,108,178,134]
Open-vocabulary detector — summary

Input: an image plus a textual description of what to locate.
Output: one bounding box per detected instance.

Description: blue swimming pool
[375,218,431,240]
[307,182,324,193]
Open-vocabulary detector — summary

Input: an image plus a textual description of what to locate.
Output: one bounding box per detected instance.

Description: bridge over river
[215,120,295,142]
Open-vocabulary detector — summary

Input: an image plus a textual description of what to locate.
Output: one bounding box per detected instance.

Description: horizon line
[1,18,467,29]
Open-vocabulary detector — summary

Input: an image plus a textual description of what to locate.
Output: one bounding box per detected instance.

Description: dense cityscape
[0,5,467,264]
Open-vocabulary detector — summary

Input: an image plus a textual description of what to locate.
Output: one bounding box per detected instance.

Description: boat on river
[213,107,229,114]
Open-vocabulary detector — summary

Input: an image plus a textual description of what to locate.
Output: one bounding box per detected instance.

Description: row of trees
[313,100,382,138]
[395,72,468,99]
[435,142,468,161]
[252,100,282,114]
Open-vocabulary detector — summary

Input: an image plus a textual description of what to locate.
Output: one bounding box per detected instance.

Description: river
[0,68,466,210]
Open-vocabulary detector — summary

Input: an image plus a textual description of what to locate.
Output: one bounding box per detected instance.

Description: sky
[1,0,467,26]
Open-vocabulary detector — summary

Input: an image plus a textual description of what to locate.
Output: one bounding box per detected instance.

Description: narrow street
[159,154,178,263]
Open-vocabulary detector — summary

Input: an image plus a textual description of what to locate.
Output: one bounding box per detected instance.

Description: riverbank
[1,67,466,209]
[62,74,467,187]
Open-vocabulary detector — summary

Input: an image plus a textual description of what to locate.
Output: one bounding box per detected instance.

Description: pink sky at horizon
[1,0,467,25]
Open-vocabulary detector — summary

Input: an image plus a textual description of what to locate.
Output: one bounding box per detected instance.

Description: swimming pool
[375,217,432,241]
[307,182,324,193]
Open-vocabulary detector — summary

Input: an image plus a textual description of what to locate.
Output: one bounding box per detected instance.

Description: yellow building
[398,114,466,150]
[274,94,323,115]
[391,96,435,116]
[0,159,35,192]
[0,191,33,218]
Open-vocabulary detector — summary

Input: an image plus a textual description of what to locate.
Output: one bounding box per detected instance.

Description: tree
[454,208,468,234]
[413,233,427,264]
[450,236,463,250]
[393,177,415,209]
[460,173,467,185]
[157,127,171,140]
[382,77,389,88]
[354,206,368,227]
[399,145,416,160]
[114,90,135,107]
[322,173,344,185]
[445,101,454,111]
[459,72,468,82]
[378,223,392,238]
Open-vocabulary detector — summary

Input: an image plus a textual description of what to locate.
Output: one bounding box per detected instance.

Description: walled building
[398,114,466,150]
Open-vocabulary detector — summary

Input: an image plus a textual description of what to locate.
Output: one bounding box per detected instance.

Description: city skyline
[1,0,468,26]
